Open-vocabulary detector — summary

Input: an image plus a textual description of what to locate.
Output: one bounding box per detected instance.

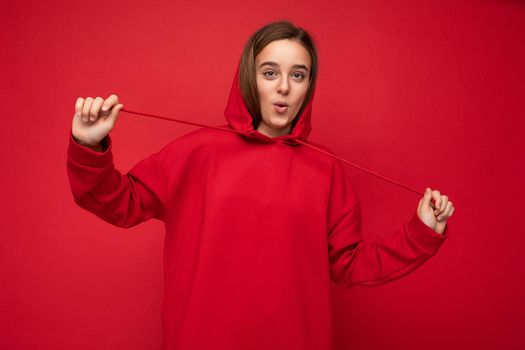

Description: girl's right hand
[72,94,124,147]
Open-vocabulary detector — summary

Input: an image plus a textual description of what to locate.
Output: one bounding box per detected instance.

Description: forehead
[255,39,311,68]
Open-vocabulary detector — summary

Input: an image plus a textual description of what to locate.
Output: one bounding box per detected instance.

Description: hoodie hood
[223,61,314,146]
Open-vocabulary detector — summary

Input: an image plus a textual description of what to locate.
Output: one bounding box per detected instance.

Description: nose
[277,76,290,95]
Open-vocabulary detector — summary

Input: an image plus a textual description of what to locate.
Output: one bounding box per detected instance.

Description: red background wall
[1,0,524,349]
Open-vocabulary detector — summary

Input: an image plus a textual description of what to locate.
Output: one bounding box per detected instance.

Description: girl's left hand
[417,187,455,235]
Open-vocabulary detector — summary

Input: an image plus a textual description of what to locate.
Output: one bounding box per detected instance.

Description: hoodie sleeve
[327,159,449,288]
[66,130,167,228]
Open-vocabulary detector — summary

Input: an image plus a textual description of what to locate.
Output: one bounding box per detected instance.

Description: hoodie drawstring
[120,107,432,201]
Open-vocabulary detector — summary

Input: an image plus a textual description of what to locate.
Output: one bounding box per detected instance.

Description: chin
[267,112,294,128]
[265,120,291,131]
[269,117,291,128]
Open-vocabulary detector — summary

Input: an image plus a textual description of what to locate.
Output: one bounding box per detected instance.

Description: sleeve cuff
[405,211,448,255]
[68,130,113,167]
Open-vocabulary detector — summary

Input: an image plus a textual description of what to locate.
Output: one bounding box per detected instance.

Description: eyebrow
[258,61,309,72]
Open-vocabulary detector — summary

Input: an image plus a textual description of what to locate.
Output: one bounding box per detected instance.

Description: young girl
[67,20,454,350]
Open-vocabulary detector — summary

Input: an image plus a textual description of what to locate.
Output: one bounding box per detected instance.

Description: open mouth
[274,104,289,113]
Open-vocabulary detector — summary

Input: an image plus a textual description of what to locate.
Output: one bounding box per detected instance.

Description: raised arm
[66,95,167,228]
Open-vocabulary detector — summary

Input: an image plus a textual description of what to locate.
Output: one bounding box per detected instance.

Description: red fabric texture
[66,62,448,349]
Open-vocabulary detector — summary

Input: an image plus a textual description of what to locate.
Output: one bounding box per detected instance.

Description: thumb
[421,187,433,209]
[106,103,124,125]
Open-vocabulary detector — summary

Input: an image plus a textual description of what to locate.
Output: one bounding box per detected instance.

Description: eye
[262,70,277,78]
[292,72,306,80]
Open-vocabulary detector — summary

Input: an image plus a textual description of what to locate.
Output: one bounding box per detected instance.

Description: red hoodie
[66,63,448,350]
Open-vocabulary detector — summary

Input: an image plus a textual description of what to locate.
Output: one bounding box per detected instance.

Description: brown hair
[239,20,319,130]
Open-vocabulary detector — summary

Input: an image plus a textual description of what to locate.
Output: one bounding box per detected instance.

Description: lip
[273,104,289,113]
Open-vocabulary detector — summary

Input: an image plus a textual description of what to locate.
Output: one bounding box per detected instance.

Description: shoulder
[303,139,337,155]
[299,139,339,167]
[154,125,232,161]
[301,139,353,180]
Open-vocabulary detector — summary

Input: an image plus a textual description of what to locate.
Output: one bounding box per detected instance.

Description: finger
[75,97,84,118]
[82,97,94,122]
[449,206,455,218]
[435,195,448,216]
[441,196,448,213]
[437,201,452,221]
[102,94,119,112]
[90,97,104,121]
[432,190,441,210]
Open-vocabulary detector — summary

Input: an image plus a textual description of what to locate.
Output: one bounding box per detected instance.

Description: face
[255,39,311,138]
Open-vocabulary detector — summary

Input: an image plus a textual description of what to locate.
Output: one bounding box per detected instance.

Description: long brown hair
[239,20,319,130]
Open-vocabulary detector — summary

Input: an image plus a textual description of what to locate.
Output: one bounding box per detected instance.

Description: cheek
[294,87,309,106]
[256,78,273,101]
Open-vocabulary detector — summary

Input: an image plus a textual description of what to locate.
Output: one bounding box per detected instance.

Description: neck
[256,121,291,138]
